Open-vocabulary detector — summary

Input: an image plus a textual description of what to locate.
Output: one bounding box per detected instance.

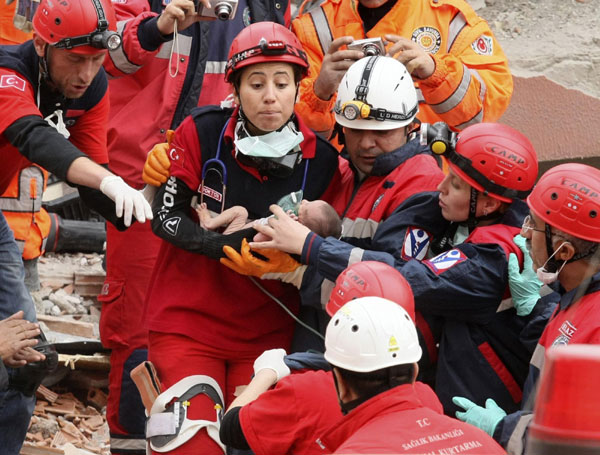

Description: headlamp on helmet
[224,22,309,83]
[419,122,457,156]
[52,0,121,51]
[334,56,418,128]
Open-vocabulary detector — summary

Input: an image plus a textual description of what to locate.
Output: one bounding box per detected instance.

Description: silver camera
[196,0,238,20]
[347,37,385,56]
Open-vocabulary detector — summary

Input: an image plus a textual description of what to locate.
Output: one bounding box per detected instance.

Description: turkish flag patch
[423,249,467,275]
[0,74,26,91]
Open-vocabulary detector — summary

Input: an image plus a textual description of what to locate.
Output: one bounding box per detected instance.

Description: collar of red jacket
[319,383,423,452]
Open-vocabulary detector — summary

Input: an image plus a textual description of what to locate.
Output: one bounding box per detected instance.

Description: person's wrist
[255,367,278,385]
[313,79,333,101]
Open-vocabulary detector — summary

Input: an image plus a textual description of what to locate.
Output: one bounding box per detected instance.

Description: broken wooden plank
[59,354,110,372]
[38,315,95,339]
[20,443,64,455]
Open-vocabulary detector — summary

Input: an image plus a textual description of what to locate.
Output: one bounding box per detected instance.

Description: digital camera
[347,37,385,56]
[196,0,239,20]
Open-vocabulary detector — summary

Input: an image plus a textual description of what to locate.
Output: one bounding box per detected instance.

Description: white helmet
[324,296,422,373]
[334,56,418,131]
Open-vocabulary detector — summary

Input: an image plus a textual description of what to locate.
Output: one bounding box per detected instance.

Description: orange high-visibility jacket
[0,2,33,45]
[292,0,512,134]
[0,165,51,260]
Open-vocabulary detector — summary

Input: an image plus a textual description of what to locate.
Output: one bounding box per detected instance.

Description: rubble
[22,253,112,455]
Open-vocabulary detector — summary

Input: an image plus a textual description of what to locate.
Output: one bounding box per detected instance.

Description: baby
[197,199,342,240]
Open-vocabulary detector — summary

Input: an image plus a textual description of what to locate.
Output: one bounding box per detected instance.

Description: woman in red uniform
[143,22,339,455]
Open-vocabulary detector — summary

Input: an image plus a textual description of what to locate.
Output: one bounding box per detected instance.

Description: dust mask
[536,241,568,284]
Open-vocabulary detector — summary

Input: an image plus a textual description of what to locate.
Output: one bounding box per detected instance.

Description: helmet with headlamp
[33,0,121,54]
[334,56,418,131]
[225,21,308,83]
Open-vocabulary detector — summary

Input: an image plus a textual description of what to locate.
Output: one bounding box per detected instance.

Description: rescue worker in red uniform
[142,22,339,455]
[219,261,443,454]
[100,0,290,450]
[527,344,600,454]
[321,296,505,453]
[453,163,600,455]
[0,0,151,452]
[291,0,512,135]
[239,122,552,417]
[221,55,444,356]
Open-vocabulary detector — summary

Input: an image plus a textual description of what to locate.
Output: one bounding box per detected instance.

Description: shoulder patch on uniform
[411,27,442,54]
[471,35,493,55]
[402,227,432,261]
[423,248,467,275]
[0,74,26,91]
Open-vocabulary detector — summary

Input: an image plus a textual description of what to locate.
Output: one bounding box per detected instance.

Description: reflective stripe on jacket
[0,165,50,259]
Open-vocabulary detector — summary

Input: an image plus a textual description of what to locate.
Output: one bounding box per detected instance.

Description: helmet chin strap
[465,187,500,231]
[39,43,56,86]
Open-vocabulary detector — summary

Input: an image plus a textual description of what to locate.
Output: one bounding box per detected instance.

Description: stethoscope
[199,118,311,213]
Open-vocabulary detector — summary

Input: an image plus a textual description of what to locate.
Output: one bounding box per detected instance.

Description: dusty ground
[475,0,600,97]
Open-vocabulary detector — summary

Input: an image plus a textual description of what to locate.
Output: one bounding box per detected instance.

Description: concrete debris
[23,253,111,455]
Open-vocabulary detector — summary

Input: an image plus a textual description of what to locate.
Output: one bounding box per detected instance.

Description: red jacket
[104,0,290,187]
[240,370,443,455]
[321,383,505,454]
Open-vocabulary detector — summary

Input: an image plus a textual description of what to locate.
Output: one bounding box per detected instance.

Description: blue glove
[453,397,506,436]
[508,234,542,316]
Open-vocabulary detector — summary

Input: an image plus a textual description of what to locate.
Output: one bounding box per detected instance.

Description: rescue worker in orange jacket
[291,0,512,135]
[0,4,46,292]
[0,166,50,291]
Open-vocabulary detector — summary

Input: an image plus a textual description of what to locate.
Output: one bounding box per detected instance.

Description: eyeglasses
[522,215,545,233]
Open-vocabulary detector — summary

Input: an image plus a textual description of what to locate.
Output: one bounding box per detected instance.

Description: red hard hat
[527,345,600,454]
[327,261,415,321]
[449,123,538,203]
[527,163,600,243]
[225,22,309,82]
[33,0,118,55]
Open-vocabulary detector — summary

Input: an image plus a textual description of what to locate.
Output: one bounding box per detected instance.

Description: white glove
[100,176,154,227]
[253,348,290,382]
[140,184,158,205]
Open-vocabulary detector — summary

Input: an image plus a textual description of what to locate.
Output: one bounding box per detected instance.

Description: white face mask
[536,241,568,284]
[234,122,304,158]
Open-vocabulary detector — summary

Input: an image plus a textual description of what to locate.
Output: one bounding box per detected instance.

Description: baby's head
[298,200,342,239]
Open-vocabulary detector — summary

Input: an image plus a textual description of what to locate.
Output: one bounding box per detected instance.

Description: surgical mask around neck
[234,120,304,159]
[536,241,568,285]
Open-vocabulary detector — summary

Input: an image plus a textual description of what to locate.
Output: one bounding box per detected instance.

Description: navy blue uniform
[300,191,554,415]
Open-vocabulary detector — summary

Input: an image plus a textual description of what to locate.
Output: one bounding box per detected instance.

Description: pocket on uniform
[98,280,126,349]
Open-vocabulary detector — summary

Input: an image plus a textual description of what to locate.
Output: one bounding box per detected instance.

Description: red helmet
[527,163,600,242]
[449,123,538,203]
[225,22,309,82]
[528,345,600,453]
[327,261,415,321]
[33,0,120,55]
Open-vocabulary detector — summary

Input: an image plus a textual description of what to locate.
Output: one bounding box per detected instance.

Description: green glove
[453,397,506,437]
[508,234,543,316]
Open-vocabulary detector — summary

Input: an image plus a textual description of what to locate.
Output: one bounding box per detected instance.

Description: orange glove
[142,129,174,186]
[221,239,301,277]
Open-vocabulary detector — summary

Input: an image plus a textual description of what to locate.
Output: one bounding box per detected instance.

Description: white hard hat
[324,296,422,373]
[334,56,418,130]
